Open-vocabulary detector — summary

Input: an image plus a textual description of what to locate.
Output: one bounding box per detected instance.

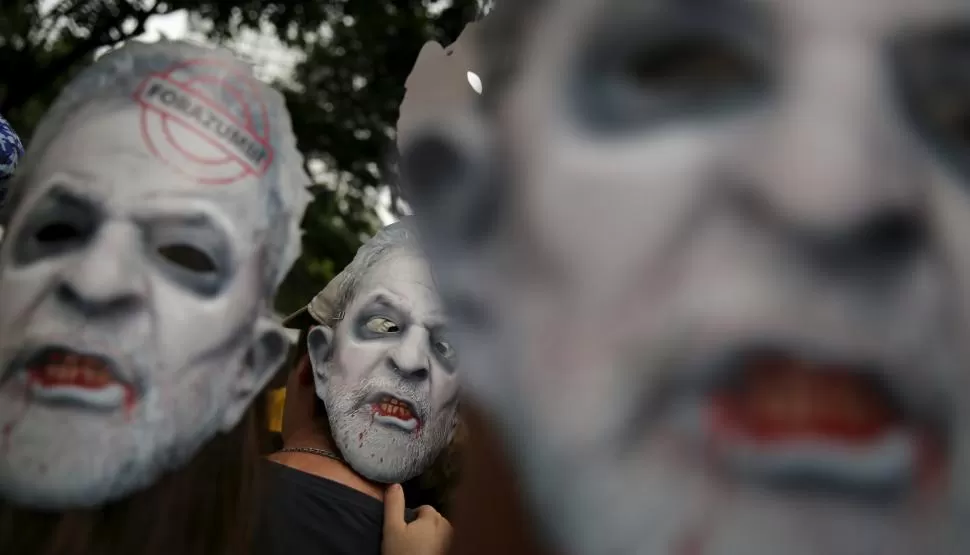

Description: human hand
[383,484,453,555]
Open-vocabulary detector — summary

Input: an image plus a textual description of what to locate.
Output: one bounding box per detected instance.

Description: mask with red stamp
[0,40,311,509]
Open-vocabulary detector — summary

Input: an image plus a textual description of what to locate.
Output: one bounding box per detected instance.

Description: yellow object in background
[267,387,286,433]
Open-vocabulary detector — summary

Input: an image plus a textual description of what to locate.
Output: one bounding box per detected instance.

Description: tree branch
[33,0,88,47]
[1,1,162,115]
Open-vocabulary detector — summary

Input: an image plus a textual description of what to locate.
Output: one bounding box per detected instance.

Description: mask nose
[799,208,927,274]
[57,222,146,317]
[737,42,929,274]
[389,327,431,381]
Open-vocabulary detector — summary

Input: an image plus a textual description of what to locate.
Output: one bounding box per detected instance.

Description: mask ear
[398,116,500,254]
[220,317,290,432]
[307,325,335,397]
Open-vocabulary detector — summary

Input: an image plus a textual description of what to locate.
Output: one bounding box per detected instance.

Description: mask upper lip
[697,345,951,437]
[365,390,423,424]
[646,342,953,500]
[4,345,139,395]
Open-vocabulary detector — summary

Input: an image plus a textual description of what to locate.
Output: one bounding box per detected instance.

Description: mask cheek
[0,270,59,329]
[447,409,461,443]
[219,318,289,432]
[435,377,462,429]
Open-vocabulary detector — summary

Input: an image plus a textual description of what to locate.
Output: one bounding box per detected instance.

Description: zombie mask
[0,41,311,509]
[287,222,460,484]
[400,2,970,554]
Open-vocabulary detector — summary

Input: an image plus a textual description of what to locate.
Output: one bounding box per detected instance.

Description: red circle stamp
[133,59,276,185]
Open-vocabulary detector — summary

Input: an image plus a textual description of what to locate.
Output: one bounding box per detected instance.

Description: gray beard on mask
[322,371,452,483]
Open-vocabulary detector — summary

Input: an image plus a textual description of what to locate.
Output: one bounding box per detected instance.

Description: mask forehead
[29,108,229,193]
[9,108,265,250]
[350,253,443,322]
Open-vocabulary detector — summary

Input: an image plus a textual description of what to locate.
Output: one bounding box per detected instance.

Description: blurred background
[0,0,486,314]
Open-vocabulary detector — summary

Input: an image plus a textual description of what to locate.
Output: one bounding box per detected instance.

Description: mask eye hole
[572,16,775,135]
[627,38,757,94]
[892,27,970,179]
[12,189,101,266]
[365,316,401,334]
[157,244,217,273]
[925,93,970,144]
[434,340,455,358]
[34,221,83,244]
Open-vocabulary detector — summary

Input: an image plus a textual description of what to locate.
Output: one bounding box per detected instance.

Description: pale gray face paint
[0,42,309,509]
[401,1,970,554]
[308,252,460,483]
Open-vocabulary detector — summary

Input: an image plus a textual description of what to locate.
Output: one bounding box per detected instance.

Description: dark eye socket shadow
[891,23,970,166]
[34,185,103,215]
[137,209,233,255]
[128,211,236,296]
[361,294,406,317]
[353,294,411,331]
[353,294,450,335]
[568,0,777,134]
[10,184,105,264]
[589,0,773,45]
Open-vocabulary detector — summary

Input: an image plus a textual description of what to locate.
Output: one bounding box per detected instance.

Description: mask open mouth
[697,350,949,502]
[371,394,421,433]
[22,347,135,412]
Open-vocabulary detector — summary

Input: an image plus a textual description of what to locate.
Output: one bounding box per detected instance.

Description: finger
[442,521,454,544]
[415,504,440,520]
[440,517,454,533]
[383,484,407,532]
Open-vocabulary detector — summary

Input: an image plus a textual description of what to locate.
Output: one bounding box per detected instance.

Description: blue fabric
[0,113,24,208]
[0,114,23,176]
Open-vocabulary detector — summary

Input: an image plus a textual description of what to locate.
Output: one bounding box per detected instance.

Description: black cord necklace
[279,446,344,463]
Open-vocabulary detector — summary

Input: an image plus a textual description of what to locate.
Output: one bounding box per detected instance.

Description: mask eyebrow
[604,0,769,29]
[355,292,447,333]
[131,201,235,241]
[42,184,102,209]
[891,4,970,34]
[895,21,970,61]
[135,207,235,262]
[137,211,222,231]
[361,294,407,316]
[427,322,450,339]
[26,181,105,222]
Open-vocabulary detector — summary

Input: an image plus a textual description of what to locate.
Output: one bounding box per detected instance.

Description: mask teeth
[33,354,113,388]
[377,397,415,420]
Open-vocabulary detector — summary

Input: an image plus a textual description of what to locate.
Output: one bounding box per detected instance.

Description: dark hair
[0,402,268,555]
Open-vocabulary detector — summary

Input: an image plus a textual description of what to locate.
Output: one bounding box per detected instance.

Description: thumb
[383,484,407,532]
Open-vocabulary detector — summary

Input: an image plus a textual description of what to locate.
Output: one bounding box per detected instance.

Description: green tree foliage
[0,0,480,313]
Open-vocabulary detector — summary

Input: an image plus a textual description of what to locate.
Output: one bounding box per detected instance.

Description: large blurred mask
[0,41,311,509]
[297,223,460,483]
[399,2,970,554]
